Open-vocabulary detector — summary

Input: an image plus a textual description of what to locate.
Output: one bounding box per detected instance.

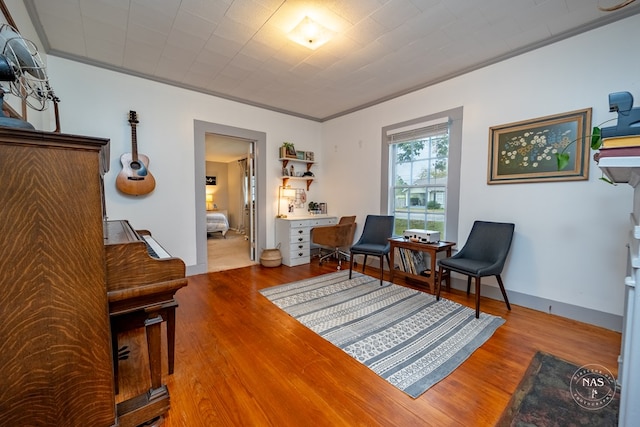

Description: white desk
[275,216,337,266]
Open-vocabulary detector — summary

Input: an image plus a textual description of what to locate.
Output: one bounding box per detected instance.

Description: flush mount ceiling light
[288,16,333,50]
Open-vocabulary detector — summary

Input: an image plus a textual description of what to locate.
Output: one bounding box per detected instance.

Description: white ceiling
[23,0,640,123]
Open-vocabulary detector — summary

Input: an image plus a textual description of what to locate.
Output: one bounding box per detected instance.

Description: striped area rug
[260,270,505,398]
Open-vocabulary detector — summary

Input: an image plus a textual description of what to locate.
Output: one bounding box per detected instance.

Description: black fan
[0,24,58,129]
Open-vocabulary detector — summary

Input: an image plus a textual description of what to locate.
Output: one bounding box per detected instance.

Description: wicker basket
[260,246,282,267]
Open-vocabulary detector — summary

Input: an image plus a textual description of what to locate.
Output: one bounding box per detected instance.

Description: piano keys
[104,219,187,427]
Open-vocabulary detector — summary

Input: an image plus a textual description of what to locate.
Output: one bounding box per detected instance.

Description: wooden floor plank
[115,261,621,426]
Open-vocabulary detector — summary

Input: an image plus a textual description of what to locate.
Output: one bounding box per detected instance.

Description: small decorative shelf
[280,157,315,190]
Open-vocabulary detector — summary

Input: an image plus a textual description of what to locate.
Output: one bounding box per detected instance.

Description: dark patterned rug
[497,351,619,427]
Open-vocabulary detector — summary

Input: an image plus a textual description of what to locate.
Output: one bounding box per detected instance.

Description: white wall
[43,56,323,267]
[322,14,640,324]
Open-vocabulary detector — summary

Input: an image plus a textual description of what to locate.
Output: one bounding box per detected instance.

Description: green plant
[427,200,441,209]
[282,141,295,149]
[554,118,617,183]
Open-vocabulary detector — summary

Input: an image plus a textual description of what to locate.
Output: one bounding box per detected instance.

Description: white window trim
[380,106,463,241]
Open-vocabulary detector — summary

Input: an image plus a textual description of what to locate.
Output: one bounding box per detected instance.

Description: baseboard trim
[448,277,623,332]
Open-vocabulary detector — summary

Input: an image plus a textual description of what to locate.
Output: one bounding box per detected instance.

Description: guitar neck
[130,124,139,162]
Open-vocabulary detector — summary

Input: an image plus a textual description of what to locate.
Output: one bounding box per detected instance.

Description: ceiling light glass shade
[288,16,333,50]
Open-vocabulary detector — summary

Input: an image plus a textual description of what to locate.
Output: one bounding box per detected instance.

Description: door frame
[192,120,266,275]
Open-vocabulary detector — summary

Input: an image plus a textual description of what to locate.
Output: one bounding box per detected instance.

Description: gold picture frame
[487,108,592,184]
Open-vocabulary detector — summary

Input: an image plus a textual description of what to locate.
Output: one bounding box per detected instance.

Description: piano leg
[144,313,164,395]
[165,302,177,374]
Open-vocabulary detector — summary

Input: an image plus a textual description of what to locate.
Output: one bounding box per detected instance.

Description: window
[381,107,463,241]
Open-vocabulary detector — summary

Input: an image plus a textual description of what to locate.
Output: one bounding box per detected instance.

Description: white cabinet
[276,216,337,266]
[598,156,640,427]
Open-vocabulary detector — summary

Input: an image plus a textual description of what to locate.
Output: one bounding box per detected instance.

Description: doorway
[193,121,266,276]
[205,134,256,272]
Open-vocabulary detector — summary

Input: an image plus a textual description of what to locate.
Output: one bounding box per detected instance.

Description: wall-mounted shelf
[280,157,315,190]
[282,176,314,190]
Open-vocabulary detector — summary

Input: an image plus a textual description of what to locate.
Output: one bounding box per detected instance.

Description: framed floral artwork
[487,108,592,184]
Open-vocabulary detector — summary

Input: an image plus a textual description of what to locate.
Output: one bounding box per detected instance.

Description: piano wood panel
[0,129,116,426]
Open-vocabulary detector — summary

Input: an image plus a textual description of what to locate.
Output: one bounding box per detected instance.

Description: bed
[206,210,229,238]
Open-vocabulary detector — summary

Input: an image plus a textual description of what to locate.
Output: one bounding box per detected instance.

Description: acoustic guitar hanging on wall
[116,110,156,196]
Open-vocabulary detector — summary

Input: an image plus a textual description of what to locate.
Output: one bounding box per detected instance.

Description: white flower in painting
[533,162,539,167]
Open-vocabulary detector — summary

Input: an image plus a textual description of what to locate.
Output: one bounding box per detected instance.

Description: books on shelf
[601,135,640,149]
[595,136,640,163]
[394,247,429,275]
[595,146,640,163]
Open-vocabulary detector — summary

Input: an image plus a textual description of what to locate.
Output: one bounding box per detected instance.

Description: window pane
[390,131,449,236]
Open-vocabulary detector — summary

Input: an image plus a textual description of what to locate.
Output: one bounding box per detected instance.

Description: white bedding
[206,211,229,237]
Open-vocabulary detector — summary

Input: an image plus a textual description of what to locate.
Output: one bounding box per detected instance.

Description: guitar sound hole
[130,161,142,170]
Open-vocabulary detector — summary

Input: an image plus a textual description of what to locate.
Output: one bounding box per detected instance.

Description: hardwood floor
[115,261,621,426]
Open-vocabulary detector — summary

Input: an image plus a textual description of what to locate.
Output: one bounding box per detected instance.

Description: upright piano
[104,219,188,427]
[0,128,187,427]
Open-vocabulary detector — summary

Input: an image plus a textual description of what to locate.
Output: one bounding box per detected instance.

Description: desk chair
[311,216,357,269]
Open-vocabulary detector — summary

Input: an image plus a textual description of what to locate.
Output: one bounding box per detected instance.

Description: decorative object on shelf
[281,141,297,158]
[305,151,315,161]
[308,201,322,214]
[277,186,296,218]
[280,155,315,190]
[601,91,640,138]
[488,108,592,184]
[562,92,640,185]
[296,150,305,160]
[0,23,60,130]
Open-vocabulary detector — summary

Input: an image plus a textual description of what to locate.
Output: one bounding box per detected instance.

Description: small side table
[388,238,456,292]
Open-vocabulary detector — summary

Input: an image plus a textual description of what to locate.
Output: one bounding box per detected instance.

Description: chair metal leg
[496,275,511,311]
[318,248,339,264]
[362,255,368,273]
[379,255,384,285]
[466,276,472,295]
